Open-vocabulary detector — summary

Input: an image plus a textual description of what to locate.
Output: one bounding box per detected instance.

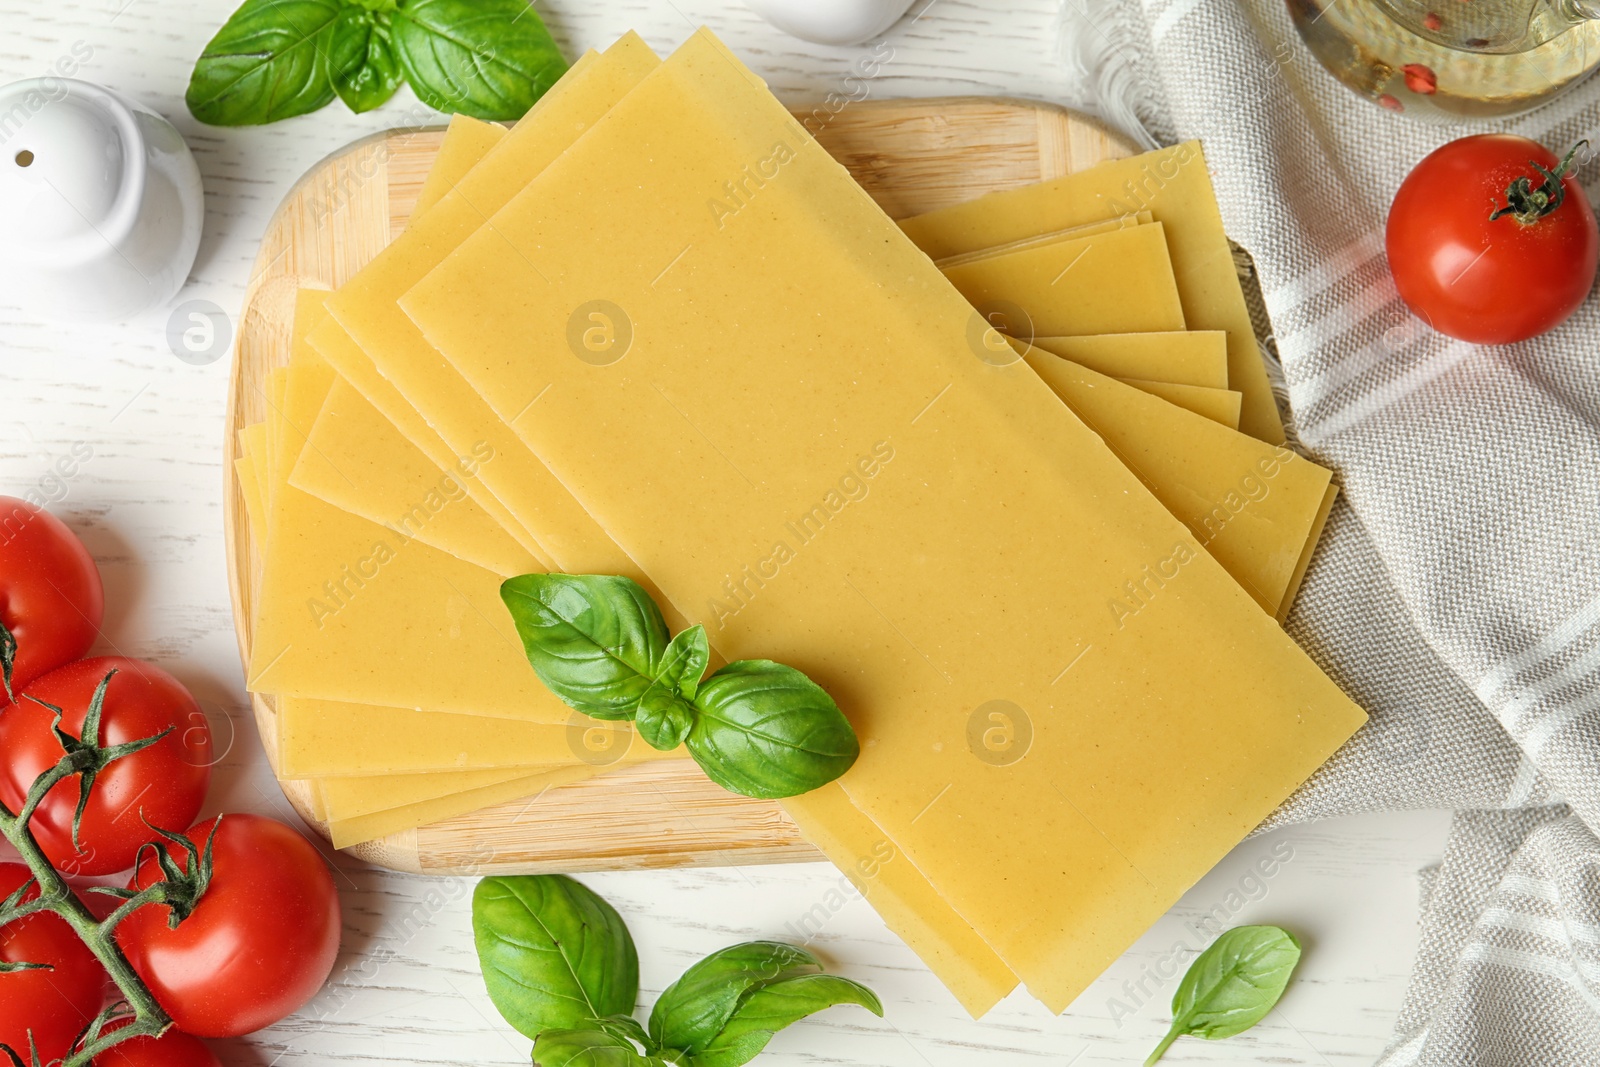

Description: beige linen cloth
[1059,0,1600,1061]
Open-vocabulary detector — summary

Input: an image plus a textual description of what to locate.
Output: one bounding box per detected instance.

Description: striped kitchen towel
[1384,807,1600,1065]
[1060,0,1600,1060]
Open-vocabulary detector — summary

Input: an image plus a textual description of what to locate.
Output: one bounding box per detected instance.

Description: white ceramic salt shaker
[745,0,918,45]
[0,79,204,323]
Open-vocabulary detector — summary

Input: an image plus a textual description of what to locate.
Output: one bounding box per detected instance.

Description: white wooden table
[0,0,1452,1062]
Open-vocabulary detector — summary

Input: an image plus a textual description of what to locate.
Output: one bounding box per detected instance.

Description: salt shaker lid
[0,79,144,258]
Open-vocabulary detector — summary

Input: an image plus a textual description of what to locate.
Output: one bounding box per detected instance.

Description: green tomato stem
[0,749,172,1065]
[0,618,17,703]
[1489,140,1589,225]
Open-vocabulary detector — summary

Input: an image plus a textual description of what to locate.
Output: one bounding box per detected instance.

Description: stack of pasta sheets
[233,28,1366,1018]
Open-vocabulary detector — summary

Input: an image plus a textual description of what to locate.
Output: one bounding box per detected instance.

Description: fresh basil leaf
[532,1029,666,1067]
[635,627,710,751]
[689,974,882,1067]
[635,688,696,752]
[1145,925,1301,1066]
[649,942,820,1055]
[390,0,568,121]
[686,661,859,799]
[186,0,342,126]
[659,626,710,701]
[592,1014,652,1048]
[472,875,639,1040]
[329,8,403,114]
[502,574,671,721]
[328,9,373,80]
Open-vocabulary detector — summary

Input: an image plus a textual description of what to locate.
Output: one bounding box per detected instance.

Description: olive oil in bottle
[1288,0,1600,120]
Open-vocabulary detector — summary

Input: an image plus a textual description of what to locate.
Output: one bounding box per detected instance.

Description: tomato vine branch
[0,675,175,1066]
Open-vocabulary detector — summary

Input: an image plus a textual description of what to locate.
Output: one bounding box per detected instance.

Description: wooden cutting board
[225,97,1135,876]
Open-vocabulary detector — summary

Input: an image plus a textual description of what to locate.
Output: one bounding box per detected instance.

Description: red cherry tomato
[1387,134,1599,344]
[0,657,212,876]
[117,814,341,1038]
[93,1023,222,1067]
[0,497,103,695]
[0,863,108,1065]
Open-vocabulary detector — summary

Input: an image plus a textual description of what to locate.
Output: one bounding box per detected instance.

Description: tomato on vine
[117,814,341,1038]
[0,863,108,1065]
[1387,135,1599,345]
[0,658,212,876]
[0,497,103,698]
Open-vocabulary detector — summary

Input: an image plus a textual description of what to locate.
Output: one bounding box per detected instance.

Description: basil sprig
[1145,925,1302,1065]
[502,575,860,800]
[473,876,882,1067]
[187,0,566,126]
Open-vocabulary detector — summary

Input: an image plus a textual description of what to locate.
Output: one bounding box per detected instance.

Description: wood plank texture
[225,97,1134,875]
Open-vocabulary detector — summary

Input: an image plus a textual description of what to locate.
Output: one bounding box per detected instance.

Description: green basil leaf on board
[390,0,568,121]
[186,0,343,126]
[635,686,697,752]
[686,661,859,799]
[531,1028,669,1067]
[328,8,404,114]
[501,574,860,799]
[472,875,640,1040]
[658,625,710,702]
[1145,925,1302,1066]
[634,626,710,751]
[688,974,883,1067]
[502,575,671,721]
[648,942,820,1055]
